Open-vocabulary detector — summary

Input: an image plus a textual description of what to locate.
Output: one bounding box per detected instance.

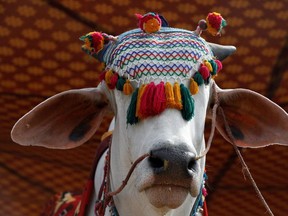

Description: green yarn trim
[116,77,126,91]
[180,84,194,121]
[193,72,204,86]
[127,88,139,125]
[209,59,218,75]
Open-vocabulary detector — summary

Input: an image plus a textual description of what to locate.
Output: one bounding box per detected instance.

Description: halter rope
[219,107,274,216]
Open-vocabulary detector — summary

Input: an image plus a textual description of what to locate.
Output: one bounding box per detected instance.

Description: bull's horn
[208,42,236,61]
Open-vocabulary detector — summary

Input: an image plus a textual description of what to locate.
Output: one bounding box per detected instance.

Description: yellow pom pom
[165,82,175,108]
[204,60,213,72]
[173,82,183,110]
[123,80,133,95]
[105,70,113,85]
[189,78,199,95]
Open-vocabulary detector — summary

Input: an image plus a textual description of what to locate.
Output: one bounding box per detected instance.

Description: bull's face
[114,85,210,209]
[97,27,233,211]
[11,12,288,216]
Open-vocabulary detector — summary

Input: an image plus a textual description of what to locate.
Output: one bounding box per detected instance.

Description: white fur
[87,82,211,215]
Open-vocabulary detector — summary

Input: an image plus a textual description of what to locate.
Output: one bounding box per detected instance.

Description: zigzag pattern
[107,30,211,80]
[111,38,208,59]
[115,49,201,68]
[125,63,193,78]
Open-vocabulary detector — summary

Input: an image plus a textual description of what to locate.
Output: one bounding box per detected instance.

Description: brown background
[1,0,288,215]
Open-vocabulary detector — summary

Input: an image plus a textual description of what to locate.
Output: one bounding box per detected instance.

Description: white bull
[11,12,288,216]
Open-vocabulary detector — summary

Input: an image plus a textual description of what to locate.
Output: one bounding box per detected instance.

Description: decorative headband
[80,12,228,124]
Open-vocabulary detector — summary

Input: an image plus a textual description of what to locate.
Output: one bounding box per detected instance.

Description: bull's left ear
[207,83,288,148]
[11,86,110,149]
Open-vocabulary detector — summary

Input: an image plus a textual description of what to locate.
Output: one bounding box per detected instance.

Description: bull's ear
[208,83,288,148]
[11,87,110,149]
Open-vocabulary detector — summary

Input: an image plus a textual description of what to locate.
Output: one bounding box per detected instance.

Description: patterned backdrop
[0,0,288,215]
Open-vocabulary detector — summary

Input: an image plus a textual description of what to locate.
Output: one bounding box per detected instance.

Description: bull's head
[11,12,288,216]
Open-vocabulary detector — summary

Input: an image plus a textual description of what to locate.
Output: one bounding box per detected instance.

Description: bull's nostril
[187,158,196,171]
[148,156,164,169]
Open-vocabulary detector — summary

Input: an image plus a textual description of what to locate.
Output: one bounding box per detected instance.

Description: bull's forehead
[103,28,213,83]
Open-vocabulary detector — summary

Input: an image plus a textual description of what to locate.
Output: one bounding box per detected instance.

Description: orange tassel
[189,78,199,95]
[105,70,113,85]
[173,82,183,110]
[165,82,175,108]
[136,84,147,118]
[123,79,133,95]
[204,60,213,72]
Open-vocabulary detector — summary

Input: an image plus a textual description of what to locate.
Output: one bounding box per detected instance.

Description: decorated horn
[208,42,236,61]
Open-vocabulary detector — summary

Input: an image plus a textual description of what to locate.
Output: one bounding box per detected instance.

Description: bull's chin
[145,185,188,209]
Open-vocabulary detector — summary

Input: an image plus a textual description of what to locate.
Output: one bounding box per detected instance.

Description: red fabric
[41,135,111,216]
[203,201,208,216]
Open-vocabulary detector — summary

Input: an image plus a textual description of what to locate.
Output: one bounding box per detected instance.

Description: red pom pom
[109,73,119,89]
[207,13,222,29]
[90,32,104,53]
[199,65,210,80]
[214,60,223,72]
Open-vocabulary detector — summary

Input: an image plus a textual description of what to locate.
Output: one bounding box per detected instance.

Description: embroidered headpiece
[80,12,228,124]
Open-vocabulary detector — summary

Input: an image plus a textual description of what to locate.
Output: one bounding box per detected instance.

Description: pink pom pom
[215,60,223,72]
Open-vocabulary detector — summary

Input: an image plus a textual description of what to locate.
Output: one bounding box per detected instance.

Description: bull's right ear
[11,86,110,149]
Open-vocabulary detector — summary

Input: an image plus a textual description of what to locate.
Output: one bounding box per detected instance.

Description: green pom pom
[209,60,218,75]
[116,77,126,91]
[193,72,204,86]
[127,88,139,125]
[180,84,194,121]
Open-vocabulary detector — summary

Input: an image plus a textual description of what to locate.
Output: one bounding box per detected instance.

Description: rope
[196,83,219,160]
[218,107,274,216]
[95,152,150,215]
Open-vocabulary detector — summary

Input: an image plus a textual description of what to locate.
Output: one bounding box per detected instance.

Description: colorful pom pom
[189,78,199,95]
[198,65,210,80]
[127,88,139,125]
[153,82,166,115]
[206,12,227,36]
[180,84,194,121]
[109,73,119,89]
[215,59,223,72]
[139,82,156,118]
[203,60,213,72]
[123,80,134,95]
[165,82,175,108]
[136,84,147,118]
[209,60,218,75]
[116,77,126,91]
[80,32,104,54]
[105,70,114,86]
[173,82,183,110]
[135,12,162,33]
[193,72,205,86]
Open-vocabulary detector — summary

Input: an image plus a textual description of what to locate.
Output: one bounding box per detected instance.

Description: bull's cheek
[145,186,188,209]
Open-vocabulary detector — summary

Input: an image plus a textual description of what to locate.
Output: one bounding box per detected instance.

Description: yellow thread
[204,60,213,72]
[173,82,183,110]
[189,78,199,95]
[123,80,133,95]
[105,70,113,84]
[136,84,147,118]
[165,82,175,108]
